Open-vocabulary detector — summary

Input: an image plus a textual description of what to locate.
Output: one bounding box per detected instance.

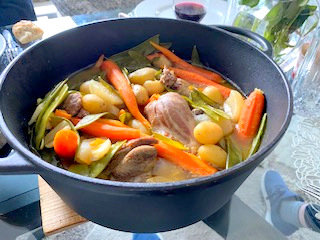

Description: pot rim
[0,17,293,191]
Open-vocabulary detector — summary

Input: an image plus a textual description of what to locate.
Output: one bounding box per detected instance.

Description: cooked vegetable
[35,82,68,150]
[223,90,245,122]
[128,119,149,134]
[152,132,188,150]
[129,67,157,85]
[99,119,130,128]
[143,80,165,96]
[75,138,111,165]
[71,118,140,140]
[101,60,151,129]
[226,137,242,169]
[152,158,190,182]
[44,120,71,148]
[74,112,108,130]
[216,118,234,136]
[82,94,108,114]
[248,113,267,157]
[54,109,72,120]
[154,141,217,176]
[150,53,172,68]
[150,41,223,83]
[118,109,132,124]
[53,129,79,159]
[169,67,231,98]
[198,145,227,169]
[28,102,44,125]
[132,84,149,105]
[191,45,204,67]
[79,81,91,94]
[193,121,224,145]
[203,86,224,105]
[237,88,265,139]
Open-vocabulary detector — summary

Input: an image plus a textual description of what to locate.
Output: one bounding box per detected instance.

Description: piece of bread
[12,20,44,44]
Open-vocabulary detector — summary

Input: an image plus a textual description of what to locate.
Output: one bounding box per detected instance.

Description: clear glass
[292,27,320,117]
[172,0,209,22]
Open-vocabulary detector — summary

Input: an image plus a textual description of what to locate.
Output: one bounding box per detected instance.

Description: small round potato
[143,80,165,96]
[129,67,157,85]
[79,81,91,94]
[132,84,149,105]
[198,144,227,168]
[82,94,107,114]
[193,121,224,145]
[203,86,224,105]
[223,90,244,123]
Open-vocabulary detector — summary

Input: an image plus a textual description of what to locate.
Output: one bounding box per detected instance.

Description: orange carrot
[97,119,130,128]
[169,67,231,98]
[55,109,72,120]
[154,141,217,176]
[146,52,163,61]
[150,41,223,83]
[94,54,105,68]
[237,88,265,139]
[146,93,160,105]
[53,129,79,159]
[101,60,151,129]
[71,118,140,140]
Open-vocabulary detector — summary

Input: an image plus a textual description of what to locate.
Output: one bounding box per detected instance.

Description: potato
[88,80,123,106]
[82,94,108,114]
[152,55,172,68]
[129,67,157,85]
[193,121,224,144]
[223,90,244,122]
[132,84,149,105]
[79,81,91,94]
[203,86,224,105]
[128,119,149,134]
[143,80,165,96]
[198,144,227,168]
[216,118,234,136]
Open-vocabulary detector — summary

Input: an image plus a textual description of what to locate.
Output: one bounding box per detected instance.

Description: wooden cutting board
[38,176,87,236]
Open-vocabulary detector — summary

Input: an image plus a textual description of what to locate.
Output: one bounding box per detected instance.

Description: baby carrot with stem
[150,41,223,83]
[237,88,265,139]
[169,67,231,98]
[100,60,151,129]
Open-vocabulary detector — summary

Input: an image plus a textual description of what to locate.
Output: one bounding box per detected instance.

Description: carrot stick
[94,54,105,68]
[97,119,130,128]
[154,141,217,176]
[237,88,265,139]
[55,109,72,120]
[169,67,231,98]
[150,41,223,83]
[53,129,79,159]
[71,118,140,140]
[101,60,151,129]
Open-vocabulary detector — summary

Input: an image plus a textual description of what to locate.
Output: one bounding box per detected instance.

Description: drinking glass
[173,0,209,22]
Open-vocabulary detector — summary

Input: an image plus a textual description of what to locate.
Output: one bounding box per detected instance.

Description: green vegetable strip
[152,132,188,151]
[69,164,89,176]
[97,76,121,98]
[226,137,242,169]
[89,141,126,178]
[75,112,109,130]
[35,84,69,150]
[248,113,267,157]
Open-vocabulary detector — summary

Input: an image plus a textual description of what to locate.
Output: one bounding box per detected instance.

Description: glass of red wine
[173,0,209,23]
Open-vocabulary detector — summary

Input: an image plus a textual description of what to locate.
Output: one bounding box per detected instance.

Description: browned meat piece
[160,67,176,88]
[125,137,158,148]
[62,92,82,116]
[145,92,199,152]
[77,108,89,118]
[106,137,158,176]
[160,67,191,96]
[111,146,157,182]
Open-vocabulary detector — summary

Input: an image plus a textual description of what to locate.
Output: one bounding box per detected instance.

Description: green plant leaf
[248,113,267,157]
[75,112,110,130]
[191,46,204,67]
[226,137,242,169]
[239,0,260,8]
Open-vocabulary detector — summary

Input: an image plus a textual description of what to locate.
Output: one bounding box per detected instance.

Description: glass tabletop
[0,1,319,239]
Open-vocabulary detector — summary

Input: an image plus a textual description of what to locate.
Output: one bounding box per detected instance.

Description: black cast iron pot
[0,18,292,233]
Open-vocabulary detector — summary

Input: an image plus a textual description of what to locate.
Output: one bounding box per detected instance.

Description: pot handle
[0,148,38,175]
[214,25,273,58]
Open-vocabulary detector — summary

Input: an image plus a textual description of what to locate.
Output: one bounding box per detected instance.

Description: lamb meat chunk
[62,92,82,116]
[145,92,199,152]
[106,137,158,175]
[160,67,191,96]
[111,146,157,182]
[77,108,89,118]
